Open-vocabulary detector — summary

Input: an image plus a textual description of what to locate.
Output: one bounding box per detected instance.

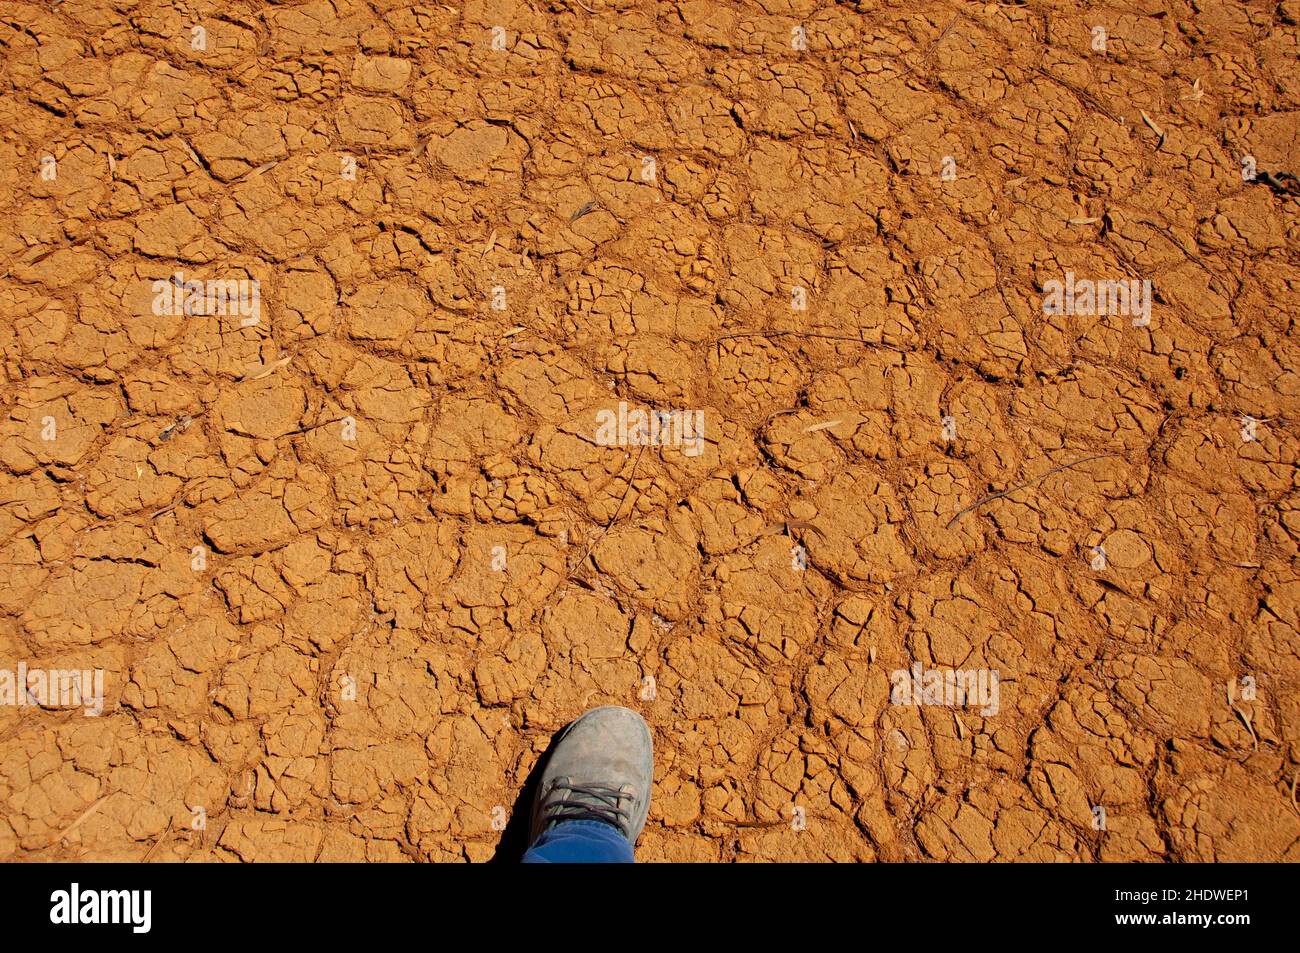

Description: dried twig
[570,443,647,575]
[759,519,827,540]
[46,794,110,848]
[278,417,347,439]
[945,453,1119,529]
[1256,170,1300,195]
[716,330,905,354]
[141,817,174,863]
[1030,67,1122,124]
[569,199,599,223]
[761,407,801,428]
[157,412,201,442]
[928,15,959,55]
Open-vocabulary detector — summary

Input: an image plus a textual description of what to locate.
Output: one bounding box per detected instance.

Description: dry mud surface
[2,0,1299,863]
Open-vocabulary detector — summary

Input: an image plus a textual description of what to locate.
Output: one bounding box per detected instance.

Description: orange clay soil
[1,0,1298,862]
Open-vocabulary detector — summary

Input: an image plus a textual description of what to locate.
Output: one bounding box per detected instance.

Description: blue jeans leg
[521,820,635,863]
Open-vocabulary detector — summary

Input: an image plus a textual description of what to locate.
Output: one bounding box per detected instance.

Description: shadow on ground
[487,729,564,863]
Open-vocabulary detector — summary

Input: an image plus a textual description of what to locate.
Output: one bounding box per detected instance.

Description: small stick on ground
[945,453,1119,529]
[716,330,905,354]
[570,443,647,575]
[569,199,599,223]
[141,817,174,863]
[279,417,347,438]
[158,411,203,442]
[761,407,801,428]
[759,519,827,540]
[1256,170,1300,195]
[46,794,110,848]
[928,15,959,55]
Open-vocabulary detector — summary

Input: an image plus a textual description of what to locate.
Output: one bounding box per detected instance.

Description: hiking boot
[529,705,653,845]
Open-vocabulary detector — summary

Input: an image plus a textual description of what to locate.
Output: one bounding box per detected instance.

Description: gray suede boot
[529,706,654,845]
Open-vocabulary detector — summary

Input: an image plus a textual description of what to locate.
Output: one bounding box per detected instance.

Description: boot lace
[542,780,631,835]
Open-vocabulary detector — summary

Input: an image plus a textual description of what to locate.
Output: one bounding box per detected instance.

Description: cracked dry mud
[2,0,1299,863]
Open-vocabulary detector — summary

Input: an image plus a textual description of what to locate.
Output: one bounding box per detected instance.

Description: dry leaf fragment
[805,419,842,433]
[241,356,291,381]
[569,199,598,223]
[1226,679,1259,750]
[1139,110,1166,149]
[158,414,194,442]
[177,136,203,167]
[241,160,279,181]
